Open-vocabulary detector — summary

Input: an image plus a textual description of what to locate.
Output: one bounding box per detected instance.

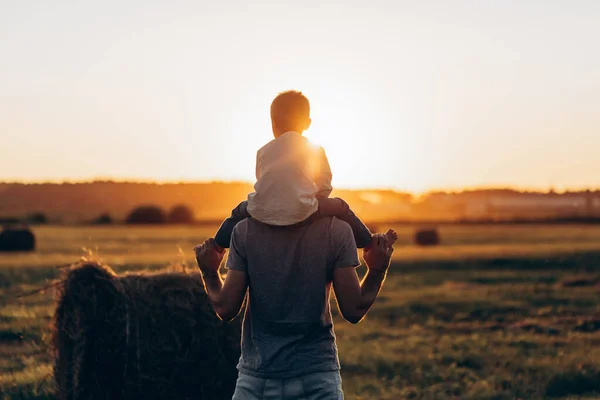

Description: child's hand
[363,234,394,274]
[364,229,397,251]
[194,238,225,276]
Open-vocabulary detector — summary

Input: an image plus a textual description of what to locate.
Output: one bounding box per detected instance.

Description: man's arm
[195,238,248,322]
[333,235,393,324]
[314,146,333,198]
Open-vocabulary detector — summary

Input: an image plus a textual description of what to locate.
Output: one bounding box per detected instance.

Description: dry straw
[52,260,241,400]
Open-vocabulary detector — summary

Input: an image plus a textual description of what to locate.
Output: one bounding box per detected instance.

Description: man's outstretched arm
[195,238,248,322]
[333,234,393,324]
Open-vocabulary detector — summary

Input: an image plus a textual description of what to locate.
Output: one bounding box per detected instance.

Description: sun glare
[193,83,423,192]
[302,87,421,192]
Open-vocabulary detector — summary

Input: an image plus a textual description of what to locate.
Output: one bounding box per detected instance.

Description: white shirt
[247,131,333,226]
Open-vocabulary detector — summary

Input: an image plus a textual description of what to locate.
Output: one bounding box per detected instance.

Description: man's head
[270,90,311,137]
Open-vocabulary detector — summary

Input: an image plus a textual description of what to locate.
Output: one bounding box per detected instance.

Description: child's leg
[317,197,373,248]
[214,201,250,249]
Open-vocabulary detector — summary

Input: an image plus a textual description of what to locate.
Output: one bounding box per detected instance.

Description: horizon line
[1,178,599,196]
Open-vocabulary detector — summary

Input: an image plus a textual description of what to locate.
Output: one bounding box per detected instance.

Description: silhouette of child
[213,90,397,251]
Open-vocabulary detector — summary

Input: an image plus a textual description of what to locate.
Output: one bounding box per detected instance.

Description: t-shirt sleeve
[332,219,361,269]
[225,222,248,273]
[255,150,262,180]
[314,146,333,198]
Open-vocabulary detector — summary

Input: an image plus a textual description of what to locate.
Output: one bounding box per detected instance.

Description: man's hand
[363,233,394,274]
[333,233,394,324]
[194,238,225,276]
[194,237,248,322]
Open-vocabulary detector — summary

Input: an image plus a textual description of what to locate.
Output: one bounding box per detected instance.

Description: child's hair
[270,90,310,135]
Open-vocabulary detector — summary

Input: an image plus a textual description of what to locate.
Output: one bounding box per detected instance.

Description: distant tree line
[0,212,48,225]
[0,204,197,226]
[125,205,195,224]
[89,204,196,224]
[0,204,197,252]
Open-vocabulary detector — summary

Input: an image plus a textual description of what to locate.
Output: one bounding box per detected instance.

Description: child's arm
[317,197,398,249]
[314,146,333,198]
[214,201,250,250]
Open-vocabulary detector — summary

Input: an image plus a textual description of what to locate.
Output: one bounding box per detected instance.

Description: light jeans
[232,371,343,400]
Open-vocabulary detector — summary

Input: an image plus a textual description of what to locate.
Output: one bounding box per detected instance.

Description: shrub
[126,206,166,224]
[29,212,48,225]
[91,213,113,225]
[168,205,195,224]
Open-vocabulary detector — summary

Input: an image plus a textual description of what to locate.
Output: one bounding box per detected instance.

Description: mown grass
[334,261,600,399]
[1,225,600,399]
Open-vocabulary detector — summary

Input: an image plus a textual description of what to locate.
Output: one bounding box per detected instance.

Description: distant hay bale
[414,228,440,246]
[0,227,35,252]
[53,261,241,400]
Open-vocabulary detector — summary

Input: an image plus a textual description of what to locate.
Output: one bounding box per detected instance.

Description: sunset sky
[1,1,599,193]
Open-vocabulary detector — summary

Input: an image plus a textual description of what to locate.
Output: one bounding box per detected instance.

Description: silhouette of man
[195,217,393,399]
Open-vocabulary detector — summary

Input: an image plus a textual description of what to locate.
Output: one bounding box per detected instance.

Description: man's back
[226,216,359,379]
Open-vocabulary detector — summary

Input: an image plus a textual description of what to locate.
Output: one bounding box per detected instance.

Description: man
[195,215,394,399]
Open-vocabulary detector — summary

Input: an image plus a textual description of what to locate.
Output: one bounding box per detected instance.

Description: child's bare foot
[365,229,397,250]
[194,241,225,258]
[213,242,225,253]
[384,229,398,247]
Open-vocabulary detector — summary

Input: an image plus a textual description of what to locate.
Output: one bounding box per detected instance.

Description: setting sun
[304,87,419,191]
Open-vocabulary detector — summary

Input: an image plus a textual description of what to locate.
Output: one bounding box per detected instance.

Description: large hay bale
[414,228,440,246]
[53,262,241,400]
[0,227,35,252]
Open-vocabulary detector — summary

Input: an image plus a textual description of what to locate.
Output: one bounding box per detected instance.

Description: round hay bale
[0,227,35,252]
[414,228,440,246]
[53,262,127,400]
[53,261,241,400]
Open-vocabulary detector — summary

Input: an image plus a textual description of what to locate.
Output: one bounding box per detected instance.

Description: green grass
[1,225,600,399]
[334,262,600,399]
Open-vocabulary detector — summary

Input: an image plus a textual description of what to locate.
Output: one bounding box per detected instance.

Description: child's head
[270,90,311,137]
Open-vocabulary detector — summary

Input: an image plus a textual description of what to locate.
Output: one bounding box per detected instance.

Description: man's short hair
[270,90,310,133]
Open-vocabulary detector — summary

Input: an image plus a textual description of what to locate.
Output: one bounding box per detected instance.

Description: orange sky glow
[1,1,599,193]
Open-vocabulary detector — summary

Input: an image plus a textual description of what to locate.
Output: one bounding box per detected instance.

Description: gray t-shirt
[225,216,360,379]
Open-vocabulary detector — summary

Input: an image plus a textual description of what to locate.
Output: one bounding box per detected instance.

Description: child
[214,90,397,250]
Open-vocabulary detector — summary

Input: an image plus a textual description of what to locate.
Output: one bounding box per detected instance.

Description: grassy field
[1,224,600,399]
